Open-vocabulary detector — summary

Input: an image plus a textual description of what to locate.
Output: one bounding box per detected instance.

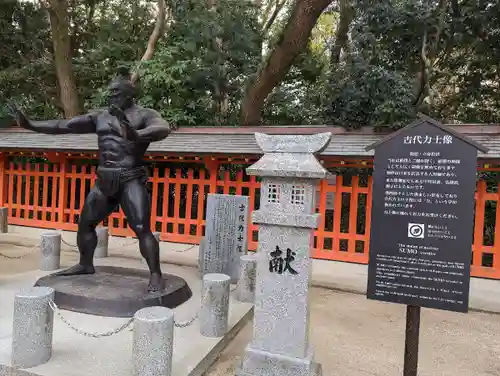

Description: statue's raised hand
[5,100,29,128]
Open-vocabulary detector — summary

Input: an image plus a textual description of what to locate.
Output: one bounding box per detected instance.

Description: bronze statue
[7,69,176,292]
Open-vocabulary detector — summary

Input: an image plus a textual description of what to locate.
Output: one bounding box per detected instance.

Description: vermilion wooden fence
[0,152,499,280]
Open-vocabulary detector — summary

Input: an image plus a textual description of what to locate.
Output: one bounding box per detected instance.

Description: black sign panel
[367,120,480,313]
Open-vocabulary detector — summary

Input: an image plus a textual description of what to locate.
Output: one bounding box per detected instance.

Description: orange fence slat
[51,164,59,223]
[33,164,40,221]
[7,162,14,217]
[185,169,194,237]
[160,167,171,236]
[0,155,6,206]
[473,180,486,268]
[25,162,32,219]
[173,168,182,235]
[196,168,207,237]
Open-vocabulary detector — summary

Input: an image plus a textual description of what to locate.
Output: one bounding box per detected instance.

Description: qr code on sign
[408,223,425,239]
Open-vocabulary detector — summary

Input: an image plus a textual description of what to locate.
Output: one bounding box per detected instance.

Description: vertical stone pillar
[200,273,230,338]
[40,231,61,271]
[0,207,8,233]
[235,254,257,303]
[94,227,109,258]
[202,194,249,283]
[237,132,331,376]
[133,306,174,376]
[11,287,55,369]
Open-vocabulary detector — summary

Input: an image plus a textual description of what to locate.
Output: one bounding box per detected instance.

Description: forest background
[0,0,499,130]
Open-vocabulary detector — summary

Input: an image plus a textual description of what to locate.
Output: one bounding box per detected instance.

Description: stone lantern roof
[246,132,332,179]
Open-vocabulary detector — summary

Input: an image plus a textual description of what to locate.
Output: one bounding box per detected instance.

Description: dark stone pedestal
[34,266,192,318]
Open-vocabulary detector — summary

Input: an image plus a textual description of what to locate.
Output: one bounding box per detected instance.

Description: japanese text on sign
[236,203,246,253]
[404,135,453,145]
[383,151,461,219]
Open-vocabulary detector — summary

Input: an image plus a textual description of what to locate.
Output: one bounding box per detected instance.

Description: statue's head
[107,67,137,109]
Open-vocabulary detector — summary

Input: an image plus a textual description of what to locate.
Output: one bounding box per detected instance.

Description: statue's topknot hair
[116,66,132,81]
[109,66,137,98]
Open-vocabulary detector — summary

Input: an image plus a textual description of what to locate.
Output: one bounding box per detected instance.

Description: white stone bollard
[235,254,257,303]
[40,231,61,271]
[133,306,174,376]
[11,286,55,369]
[94,227,109,258]
[0,207,8,233]
[200,273,230,338]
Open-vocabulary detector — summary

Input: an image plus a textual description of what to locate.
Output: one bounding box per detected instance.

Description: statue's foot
[148,273,165,292]
[53,264,95,277]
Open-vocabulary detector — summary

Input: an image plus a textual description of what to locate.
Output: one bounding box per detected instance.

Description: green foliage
[327,57,416,130]
[262,49,328,125]
[1,0,500,128]
[337,0,500,126]
[134,0,261,125]
[80,0,261,125]
[0,1,58,118]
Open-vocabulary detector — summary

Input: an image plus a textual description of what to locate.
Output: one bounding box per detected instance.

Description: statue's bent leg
[54,186,118,276]
[78,186,119,266]
[120,179,164,292]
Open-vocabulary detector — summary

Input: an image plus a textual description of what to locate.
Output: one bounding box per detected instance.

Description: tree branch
[240,0,334,125]
[131,0,168,84]
[262,0,287,36]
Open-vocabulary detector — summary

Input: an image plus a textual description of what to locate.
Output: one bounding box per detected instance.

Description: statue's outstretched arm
[136,109,176,142]
[29,114,96,134]
[6,102,96,134]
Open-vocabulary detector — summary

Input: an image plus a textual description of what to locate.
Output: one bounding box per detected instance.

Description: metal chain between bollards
[174,244,196,253]
[122,238,196,253]
[63,235,195,253]
[122,238,139,247]
[61,238,78,248]
[174,312,198,328]
[0,243,39,259]
[48,299,133,338]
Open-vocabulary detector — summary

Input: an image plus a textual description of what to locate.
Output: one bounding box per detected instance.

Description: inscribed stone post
[237,132,331,376]
[203,194,249,282]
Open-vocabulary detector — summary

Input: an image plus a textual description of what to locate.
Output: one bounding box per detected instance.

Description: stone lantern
[237,132,332,376]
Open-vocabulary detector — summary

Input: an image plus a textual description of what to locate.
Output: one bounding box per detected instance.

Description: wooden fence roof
[0,125,499,159]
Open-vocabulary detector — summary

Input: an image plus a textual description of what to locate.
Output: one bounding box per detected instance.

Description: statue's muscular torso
[16,103,171,169]
[94,107,151,169]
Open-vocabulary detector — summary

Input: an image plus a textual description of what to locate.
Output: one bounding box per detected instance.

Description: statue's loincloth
[96,166,148,196]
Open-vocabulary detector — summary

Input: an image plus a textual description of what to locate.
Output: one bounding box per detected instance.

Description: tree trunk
[413,0,448,109]
[330,0,354,65]
[207,0,229,122]
[45,0,80,117]
[239,0,333,126]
